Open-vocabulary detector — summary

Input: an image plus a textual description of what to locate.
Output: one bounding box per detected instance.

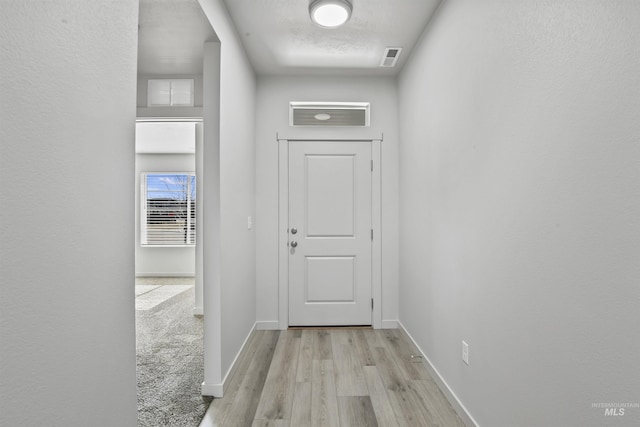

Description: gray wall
[198,0,257,395]
[398,1,640,426]
[0,1,138,425]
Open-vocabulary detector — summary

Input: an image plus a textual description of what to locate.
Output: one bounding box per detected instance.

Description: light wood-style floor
[200,328,466,427]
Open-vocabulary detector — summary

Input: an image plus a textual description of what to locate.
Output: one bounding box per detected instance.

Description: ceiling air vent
[290,102,370,127]
[380,47,402,67]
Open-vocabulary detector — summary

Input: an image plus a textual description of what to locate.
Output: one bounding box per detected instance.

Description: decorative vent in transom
[290,102,370,127]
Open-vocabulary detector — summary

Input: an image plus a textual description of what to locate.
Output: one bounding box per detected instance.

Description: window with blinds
[141,173,196,246]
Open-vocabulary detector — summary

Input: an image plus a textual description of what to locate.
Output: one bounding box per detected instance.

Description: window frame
[140,172,196,247]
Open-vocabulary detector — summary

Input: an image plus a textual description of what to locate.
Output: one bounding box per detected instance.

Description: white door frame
[277,135,383,329]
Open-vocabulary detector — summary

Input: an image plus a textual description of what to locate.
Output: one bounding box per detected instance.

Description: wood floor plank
[296,330,314,383]
[352,329,376,366]
[362,366,400,427]
[331,330,368,396]
[363,328,386,349]
[203,330,274,425]
[372,346,433,426]
[331,342,369,397]
[410,379,466,427]
[287,329,303,339]
[290,381,312,427]
[254,332,301,421]
[251,420,290,427]
[379,329,429,381]
[337,396,379,427]
[222,331,280,426]
[311,360,340,427]
[329,329,353,346]
[313,330,333,360]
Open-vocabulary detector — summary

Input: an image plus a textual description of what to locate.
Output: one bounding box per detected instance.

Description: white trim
[277,129,383,142]
[135,273,195,277]
[397,322,479,427]
[136,117,203,123]
[381,320,399,329]
[201,322,257,398]
[136,108,204,118]
[200,38,222,405]
[372,140,382,329]
[194,121,204,330]
[256,321,280,330]
[278,137,383,329]
[278,140,290,330]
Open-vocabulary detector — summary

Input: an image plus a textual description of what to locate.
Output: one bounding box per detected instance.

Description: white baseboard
[200,381,222,398]
[397,322,479,427]
[256,321,280,330]
[255,320,398,330]
[381,319,399,329]
[192,306,203,316]
[201,322,257,398]
[136,273,195,277]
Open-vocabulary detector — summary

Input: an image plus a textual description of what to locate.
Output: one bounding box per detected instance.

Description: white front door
[288,141,372,326]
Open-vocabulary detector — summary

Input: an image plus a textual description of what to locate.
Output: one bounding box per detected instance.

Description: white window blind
[141,173,196,246]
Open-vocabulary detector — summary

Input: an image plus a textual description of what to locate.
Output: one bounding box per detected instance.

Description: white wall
[198,0,257,395]
[0,1,138,426]
[135,153,196,277]
[398,1,640,426]
[255,76,400,329]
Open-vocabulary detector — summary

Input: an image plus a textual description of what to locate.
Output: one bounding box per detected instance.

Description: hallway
[3,1,639,426]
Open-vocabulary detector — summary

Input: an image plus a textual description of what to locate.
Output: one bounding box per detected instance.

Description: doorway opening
[135,0,219,423]
[134,119,208,425]
[278,138,383,329]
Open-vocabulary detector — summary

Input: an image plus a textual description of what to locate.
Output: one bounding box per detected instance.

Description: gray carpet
[136,282,211,427]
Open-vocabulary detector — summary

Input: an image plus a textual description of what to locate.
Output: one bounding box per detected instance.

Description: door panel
[306,256,355,302]
[289,141,372,326]
[306,155,355,237]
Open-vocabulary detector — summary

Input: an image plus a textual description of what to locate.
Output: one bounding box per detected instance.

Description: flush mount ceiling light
[309,0,353,28]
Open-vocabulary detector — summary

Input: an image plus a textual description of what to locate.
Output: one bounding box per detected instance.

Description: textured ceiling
[137,0,441,77]
[222,0,442,76]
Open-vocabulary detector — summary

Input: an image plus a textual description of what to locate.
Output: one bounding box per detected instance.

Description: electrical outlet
[247,216,253,230]
[462,340,469,365]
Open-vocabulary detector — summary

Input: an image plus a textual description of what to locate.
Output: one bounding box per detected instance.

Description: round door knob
[291,228,298,235]
[290,241,298,248]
